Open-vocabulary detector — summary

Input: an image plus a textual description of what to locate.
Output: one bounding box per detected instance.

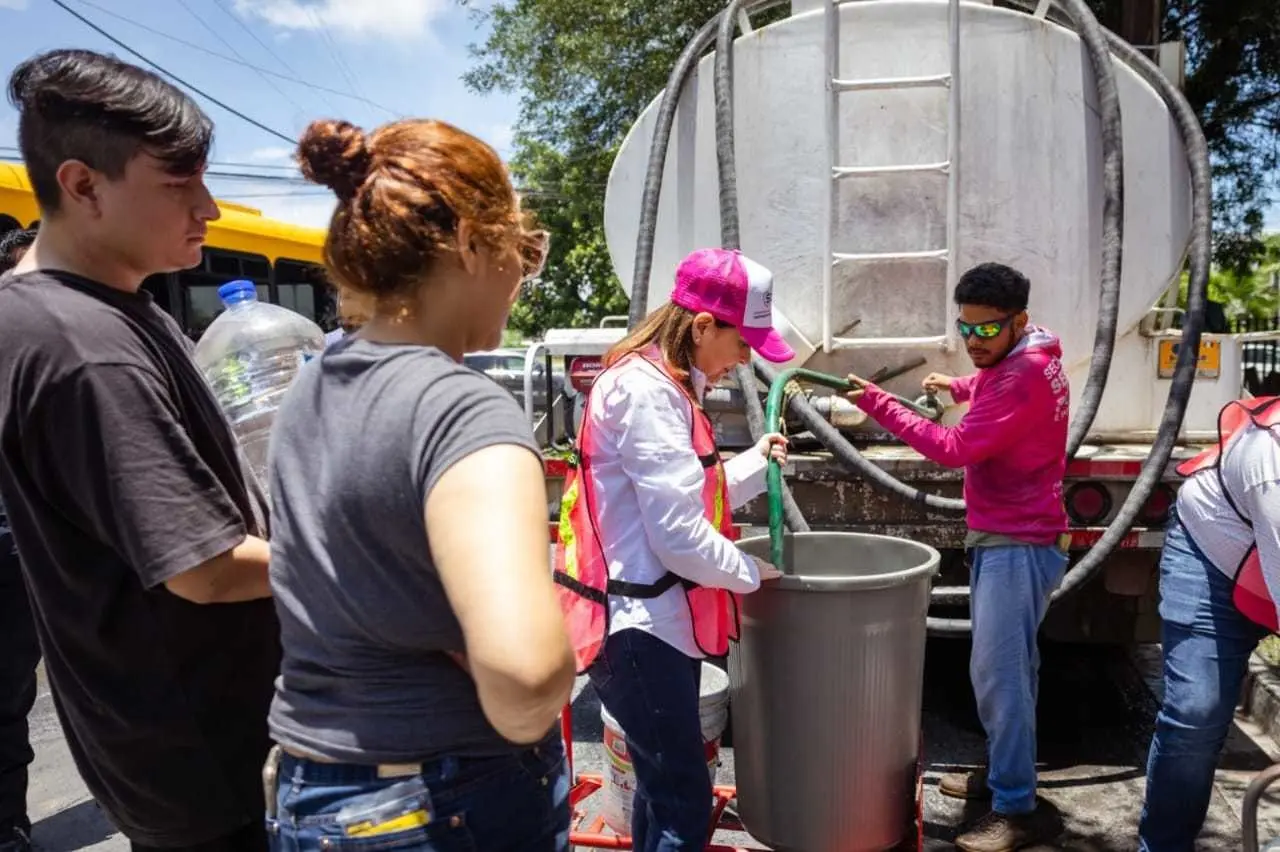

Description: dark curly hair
[953,262,1030,312]
[0,228,36,274]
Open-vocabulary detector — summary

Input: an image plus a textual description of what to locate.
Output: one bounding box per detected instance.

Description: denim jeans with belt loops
[266,731,570,852]
[970,543,1068,815]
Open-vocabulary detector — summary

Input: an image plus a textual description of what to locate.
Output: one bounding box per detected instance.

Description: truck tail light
[1065,481,1112,526]
[1139,483,1176,526]
[568,356,604,393]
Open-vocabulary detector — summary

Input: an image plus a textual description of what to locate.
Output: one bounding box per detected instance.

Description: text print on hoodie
[855,327,1070,545]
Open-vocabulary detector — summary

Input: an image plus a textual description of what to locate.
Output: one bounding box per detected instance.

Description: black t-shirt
[0,270,279,846]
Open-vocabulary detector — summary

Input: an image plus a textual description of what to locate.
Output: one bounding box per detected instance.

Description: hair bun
[297,119,372,201]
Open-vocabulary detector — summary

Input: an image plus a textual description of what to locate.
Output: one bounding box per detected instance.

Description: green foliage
[467,0,1279,332]
[1179,233,1280,320]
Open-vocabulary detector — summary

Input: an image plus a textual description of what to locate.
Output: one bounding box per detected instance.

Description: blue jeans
[970,543,1068,815]
[588,629,710,852]
[267,732,570,852]
[1138,515,1267,852]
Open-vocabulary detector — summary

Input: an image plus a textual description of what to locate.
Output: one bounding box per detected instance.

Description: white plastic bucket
[599,662,730,835]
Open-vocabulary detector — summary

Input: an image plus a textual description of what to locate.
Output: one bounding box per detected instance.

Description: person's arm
[418,371,574,745]
[724,449,767,509]
[607,377,760,592]
[27,364,268,603]
[947,374,978,404]
[853,371,1033,468]
[724,434,788,509]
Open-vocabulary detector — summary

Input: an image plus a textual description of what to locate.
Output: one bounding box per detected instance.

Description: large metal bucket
[730,532,939,852]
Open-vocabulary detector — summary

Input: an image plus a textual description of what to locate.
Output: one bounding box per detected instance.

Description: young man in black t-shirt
[0,50,277,852]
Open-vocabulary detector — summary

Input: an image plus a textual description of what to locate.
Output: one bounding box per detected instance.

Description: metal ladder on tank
[820,0,962,353]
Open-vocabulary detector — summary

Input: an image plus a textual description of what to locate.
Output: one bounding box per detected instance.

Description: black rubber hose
[628,13,724,328]
[713,0,811,533]
[714,0,745,251]
[929,9,1214,634]
[628,0,1201,633]
[754,359,967,513]
[1049,27,1211,602]
[627,0,789,328]
[1060,0,1124,459]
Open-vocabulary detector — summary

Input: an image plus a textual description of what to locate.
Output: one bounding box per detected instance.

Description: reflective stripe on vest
[552,351,743,672]
[1177,396,1280,632]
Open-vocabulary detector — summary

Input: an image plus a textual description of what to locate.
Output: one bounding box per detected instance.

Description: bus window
[176,247,271,339]
[277,283,316,320]
[276,258,337,331]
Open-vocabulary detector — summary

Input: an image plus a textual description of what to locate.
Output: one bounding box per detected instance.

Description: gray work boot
[955,809,1041,852]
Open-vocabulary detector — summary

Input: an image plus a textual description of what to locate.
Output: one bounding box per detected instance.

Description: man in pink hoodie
[848,262,1069,852]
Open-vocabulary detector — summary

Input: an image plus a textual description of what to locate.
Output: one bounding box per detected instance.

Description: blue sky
[0,0,1274,235]
[0,0,519,228]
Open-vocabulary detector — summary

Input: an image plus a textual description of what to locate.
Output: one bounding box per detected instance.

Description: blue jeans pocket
[275,775,477,852]
[312,819,474,851]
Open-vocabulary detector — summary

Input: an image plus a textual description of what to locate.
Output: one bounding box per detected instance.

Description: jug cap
[218,279,258,306]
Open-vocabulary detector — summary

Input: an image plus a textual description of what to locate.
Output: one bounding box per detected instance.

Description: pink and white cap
[669,248,795,363]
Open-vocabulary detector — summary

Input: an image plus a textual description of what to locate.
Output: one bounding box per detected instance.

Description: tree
[467,0,1279,332]
[1160,0,1279,274]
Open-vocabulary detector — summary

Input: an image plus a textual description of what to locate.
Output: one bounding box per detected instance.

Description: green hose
[763,369,942,571]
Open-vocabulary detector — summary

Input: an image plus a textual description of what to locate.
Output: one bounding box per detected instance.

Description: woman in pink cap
[553,247,794,850]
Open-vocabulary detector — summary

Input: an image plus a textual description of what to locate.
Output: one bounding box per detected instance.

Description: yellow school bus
[0,162,334,340]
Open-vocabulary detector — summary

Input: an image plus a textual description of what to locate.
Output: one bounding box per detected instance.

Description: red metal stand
[561,706,760,851]
[561,706,926,852]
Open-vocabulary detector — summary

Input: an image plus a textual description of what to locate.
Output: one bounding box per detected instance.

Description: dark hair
[297,118,522,300]
[954,262,1030,312]
[8,49,213,213]
[0,228,36,273]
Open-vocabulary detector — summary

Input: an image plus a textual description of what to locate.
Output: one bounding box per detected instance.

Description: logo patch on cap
[740,254,775,329]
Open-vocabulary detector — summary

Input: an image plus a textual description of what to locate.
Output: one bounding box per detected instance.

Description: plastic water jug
[192,280,326,488]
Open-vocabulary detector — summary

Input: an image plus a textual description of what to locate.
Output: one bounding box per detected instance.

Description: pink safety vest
[1177,396,1280,632]
[552,351,742,672]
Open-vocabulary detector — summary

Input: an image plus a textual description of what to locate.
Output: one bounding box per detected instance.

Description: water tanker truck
[528,0,1220,644]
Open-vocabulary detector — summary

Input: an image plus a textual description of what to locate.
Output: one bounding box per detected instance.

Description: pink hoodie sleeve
[948,374,977,404]
[856,371,1036,468]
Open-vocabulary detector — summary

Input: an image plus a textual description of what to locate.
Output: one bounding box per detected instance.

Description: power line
[0,146,303,172]
[0,155,571,197]
[50,0,296,144]
[61,0,396,116]
[306,6,368,107]
[206,0,322,97]
[176,0,308,118]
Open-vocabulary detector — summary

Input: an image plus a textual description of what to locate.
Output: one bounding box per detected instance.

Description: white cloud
[0,0,30,10]
[248,146,297,163]
[232,0,450,42]
[211,179,335,229]
[256,194,337,229]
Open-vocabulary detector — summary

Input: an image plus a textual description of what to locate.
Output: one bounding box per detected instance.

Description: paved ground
[21,639,1280,851]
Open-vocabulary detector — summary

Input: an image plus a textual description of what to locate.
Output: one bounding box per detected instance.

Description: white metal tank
[604,0,1214,440]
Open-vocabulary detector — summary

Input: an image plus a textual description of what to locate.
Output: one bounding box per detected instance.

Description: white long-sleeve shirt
[585,355,769,658]
[1178,422,1280,626]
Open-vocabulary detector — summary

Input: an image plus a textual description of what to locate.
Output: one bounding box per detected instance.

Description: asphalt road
[21,640,1280,851]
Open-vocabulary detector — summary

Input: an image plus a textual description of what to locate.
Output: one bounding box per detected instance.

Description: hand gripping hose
[763,368,944,569]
